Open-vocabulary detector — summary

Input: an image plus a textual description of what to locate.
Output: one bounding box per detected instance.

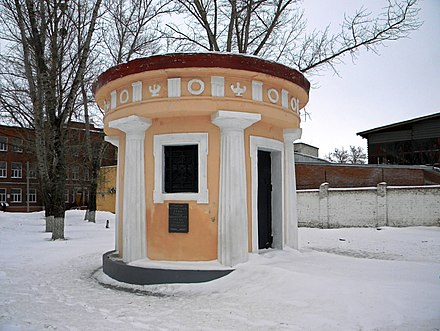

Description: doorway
[250,137,284,253]
[258,150,272,249]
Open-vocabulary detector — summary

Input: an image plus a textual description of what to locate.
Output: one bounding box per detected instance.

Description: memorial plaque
[168,203,189,233]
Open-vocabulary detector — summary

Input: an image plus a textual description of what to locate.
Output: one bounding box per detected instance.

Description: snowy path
[1,211,439,330]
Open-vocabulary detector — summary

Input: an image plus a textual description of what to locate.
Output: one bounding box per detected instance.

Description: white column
[109,115,152,263]
[104,136,120,253]
[212,111,261,267]
[283,128,302,249]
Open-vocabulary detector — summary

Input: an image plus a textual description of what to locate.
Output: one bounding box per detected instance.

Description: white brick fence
[297,183,440,228]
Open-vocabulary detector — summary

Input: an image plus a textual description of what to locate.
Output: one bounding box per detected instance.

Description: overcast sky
[1,1,437,158]
[298,0,440,157]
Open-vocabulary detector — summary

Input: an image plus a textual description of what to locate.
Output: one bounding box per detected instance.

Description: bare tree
[0,0,421,237]
[326,145,367,164]
[98,0,174,66]
[348,145,367,164]
[166,0,303,58]
[0,0,102,239]
[78,0,171,223]
[80,74,110,223]
[325,147,349,163]
[165,0,421,75]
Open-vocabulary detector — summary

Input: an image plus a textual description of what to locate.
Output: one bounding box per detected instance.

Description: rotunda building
[94,53,310,284]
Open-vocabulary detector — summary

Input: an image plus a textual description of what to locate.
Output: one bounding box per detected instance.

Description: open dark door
[258,150,272,249]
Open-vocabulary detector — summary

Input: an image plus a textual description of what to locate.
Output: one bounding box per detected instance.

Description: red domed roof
[93,53,310,95]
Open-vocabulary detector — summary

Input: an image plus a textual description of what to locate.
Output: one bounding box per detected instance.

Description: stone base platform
[103,251,234,285]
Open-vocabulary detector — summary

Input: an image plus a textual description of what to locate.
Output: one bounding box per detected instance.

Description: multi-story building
[0,123,117,212]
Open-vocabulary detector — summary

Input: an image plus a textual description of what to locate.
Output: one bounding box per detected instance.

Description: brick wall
[295,163,438,189]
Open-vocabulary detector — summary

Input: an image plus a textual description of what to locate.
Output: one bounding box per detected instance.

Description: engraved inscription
[169,203,189,233]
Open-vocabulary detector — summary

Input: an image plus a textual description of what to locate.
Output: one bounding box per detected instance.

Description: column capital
[105,136,120,148]
[109,115,152,137]
[212,111,261,130]
[283,128,302,143]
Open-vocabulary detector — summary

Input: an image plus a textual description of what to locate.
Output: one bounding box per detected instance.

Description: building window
[11,162,22,178]
[153,133,208,204]
[28,189,37,203]
[83,169,89,181]
[12,138,23,153]
[0,137,7,151]
[0,161,6,178]
[0,188,6,203]
[28,165,37,179]
[65,190,70,203]
[72,166,79,180]
[164,145,198,193]
[73,189,82,206]
[11,188,22,203]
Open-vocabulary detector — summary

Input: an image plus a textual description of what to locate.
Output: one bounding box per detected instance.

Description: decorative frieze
[168,78,181,98]
[149,84,161,97]
[267,88,279,104]
[290,97,299,114]
[187,79,205,95]
[105,76,301,114]
[211,76,225,97]
[110,90,117,109]
[252,80,263,101]
[132,81,142,102]
[230,82,246,97]
[119,89,129,104]
[282,89,289,109]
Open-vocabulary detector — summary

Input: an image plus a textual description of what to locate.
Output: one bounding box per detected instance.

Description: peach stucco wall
[96,166,117,213]
[97,64,306,261]
[145,116,220,261]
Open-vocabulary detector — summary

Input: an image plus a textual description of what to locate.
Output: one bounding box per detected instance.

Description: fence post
[319,182,329,228]
[377,182,387,227]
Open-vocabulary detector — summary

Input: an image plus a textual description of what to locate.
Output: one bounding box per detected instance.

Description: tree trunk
[44,196,54,232]
[45,215,54,232]
[88,210,96,223]
[87,178,98,223]
[52,217,65,240]
[51,190,66,240]
[84,210,89,221]
[50,137,67,240]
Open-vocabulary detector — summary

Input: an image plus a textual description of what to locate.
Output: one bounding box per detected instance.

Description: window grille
[11,188,22,203]
[11,162,22,178]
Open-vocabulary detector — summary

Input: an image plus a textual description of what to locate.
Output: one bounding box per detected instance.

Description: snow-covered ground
[1,211,439,331]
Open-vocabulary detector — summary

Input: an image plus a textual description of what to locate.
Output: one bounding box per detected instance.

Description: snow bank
[1,211,439,330]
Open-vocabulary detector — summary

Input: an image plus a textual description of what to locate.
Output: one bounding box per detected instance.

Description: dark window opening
[164,145,198,193]
[368,137,440,166]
